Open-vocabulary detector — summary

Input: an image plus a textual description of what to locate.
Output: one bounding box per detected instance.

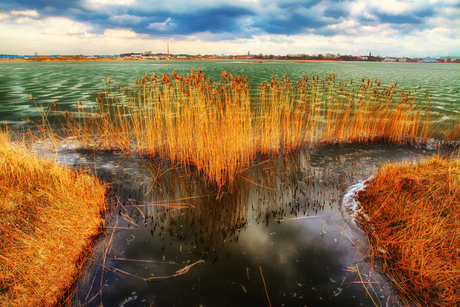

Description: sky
[0,0,459,58]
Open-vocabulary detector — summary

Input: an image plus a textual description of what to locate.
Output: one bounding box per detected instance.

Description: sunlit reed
[31,70,460,188]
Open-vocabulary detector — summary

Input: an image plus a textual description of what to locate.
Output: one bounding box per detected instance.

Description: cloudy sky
[0,0,459,58]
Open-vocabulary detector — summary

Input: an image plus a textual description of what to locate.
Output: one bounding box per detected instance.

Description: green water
[1,60,459,126]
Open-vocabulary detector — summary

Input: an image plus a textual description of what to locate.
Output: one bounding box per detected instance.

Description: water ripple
[0,61,458,125]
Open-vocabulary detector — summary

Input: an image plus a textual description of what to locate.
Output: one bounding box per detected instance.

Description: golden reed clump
[33,70,460,188]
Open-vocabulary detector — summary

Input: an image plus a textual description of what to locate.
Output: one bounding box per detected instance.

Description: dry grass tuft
[0,130,107,307]
[356,156,460,306]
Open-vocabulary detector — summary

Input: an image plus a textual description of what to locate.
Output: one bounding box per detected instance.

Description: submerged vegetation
[0,130,106,306]
[28,69,460,188]
[357,157,460,306]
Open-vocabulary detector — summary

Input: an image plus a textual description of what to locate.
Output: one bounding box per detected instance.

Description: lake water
[0,60,459,306]
[1,60,459,125]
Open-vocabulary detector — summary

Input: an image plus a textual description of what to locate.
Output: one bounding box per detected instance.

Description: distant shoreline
[0,57,351,62]
[1,57,457,64]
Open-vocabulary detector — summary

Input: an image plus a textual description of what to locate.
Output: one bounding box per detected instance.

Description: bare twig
[275,215,329,222]
[259,266,272,307]
[145,260,205,281]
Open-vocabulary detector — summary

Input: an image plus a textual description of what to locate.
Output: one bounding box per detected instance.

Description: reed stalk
[31,70,458,188]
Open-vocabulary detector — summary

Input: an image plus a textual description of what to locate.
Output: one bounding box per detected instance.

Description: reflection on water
[63,142,439,307]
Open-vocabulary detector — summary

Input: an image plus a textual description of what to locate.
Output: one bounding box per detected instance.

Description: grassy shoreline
[356,156,460,306]
[0,131,107,306]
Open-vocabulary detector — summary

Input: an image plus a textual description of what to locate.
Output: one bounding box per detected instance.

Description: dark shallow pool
[60,142,443,307]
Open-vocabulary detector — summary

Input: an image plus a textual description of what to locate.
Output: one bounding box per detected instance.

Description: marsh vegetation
[28,69,460,189]
[4,65,459,306]
[357,157,460,306]
[0,130,106,307]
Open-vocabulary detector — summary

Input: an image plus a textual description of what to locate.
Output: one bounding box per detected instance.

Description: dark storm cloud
[62,5,255,36]
[1,0,459,40]
[0,0,335,36]
[142,6,255,35]
[323,7,349,20]
[252,12,327,35]
[276,0,324,10]
[250,0,347,35]
[0,0,81,14]
[374,8,436,25]
[172,8,251,34]
[376,13,422,24]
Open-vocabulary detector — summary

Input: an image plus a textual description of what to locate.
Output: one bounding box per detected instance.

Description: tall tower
[167,42,170,56]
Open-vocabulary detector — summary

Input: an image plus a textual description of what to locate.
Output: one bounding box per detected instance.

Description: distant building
[0,54,19,59]
[234,55,253,59]
[419,58,438,63]
[286,54,308,59]
[58,55,86,60]
[439,56,460,63]
[384,57,397,62]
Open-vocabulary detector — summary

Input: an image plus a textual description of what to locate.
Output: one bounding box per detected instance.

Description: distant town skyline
[1,0,459,58]
[2,50,458,63]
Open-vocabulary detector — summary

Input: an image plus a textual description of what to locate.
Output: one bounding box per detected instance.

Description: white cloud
[353,36,390,46]
[103,28,137,38]
[82,0,137,11]
[329,36,347,43]
[42,17,93,35]
[14,17,35,24]
[11,10,40,17]
[349,1,377,20]
[147,18,176,32]
[367,0,411,15]
[84,0,137,7]
[12,16,92,35]
[77,32,98,39]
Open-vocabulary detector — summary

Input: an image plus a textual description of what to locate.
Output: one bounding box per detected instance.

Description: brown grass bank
[356,157,460,306]
[0,131,107,306]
